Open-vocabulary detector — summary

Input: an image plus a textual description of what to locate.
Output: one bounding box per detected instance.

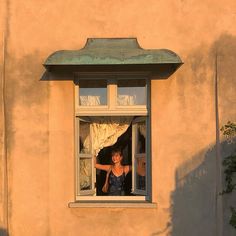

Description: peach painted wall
[0,0,236,235]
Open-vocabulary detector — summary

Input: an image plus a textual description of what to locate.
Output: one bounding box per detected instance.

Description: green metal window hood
[43,38,183,79]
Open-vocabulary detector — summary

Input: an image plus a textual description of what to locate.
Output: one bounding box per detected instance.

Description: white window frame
[74,73,148,116]
[76,117,96,196]
[74,73,151,202]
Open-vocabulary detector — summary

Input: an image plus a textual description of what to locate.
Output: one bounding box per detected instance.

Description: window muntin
[79,79,107,106]
[117,80,146,106]
[77,118,95,196]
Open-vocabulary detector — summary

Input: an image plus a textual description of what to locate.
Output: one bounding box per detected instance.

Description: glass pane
[79,80,107,106]
[137,121,146,154]
[79,120,90,154]
[79,158,92,191]
[117,80,146,106]
[136,156,146,191]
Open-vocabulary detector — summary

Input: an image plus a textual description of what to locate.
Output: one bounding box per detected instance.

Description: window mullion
[107,79,117,110]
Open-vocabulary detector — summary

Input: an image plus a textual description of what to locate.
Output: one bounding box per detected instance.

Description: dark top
[108,170,126,196]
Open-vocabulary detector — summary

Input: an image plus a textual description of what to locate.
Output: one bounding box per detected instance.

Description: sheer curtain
[139,123,146,138]
[80,96,101,106]
[79,159,92,190]
[80,94,138,106]
[91,116,133,156]
[117,95,137,106]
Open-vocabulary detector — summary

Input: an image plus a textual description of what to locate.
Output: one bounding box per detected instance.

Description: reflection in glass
[117,80,146,106]
[80,158,92,190]
[137,121,146,154]
[79,121,90,154]
[136,156,146,190]
[79,80,107,106]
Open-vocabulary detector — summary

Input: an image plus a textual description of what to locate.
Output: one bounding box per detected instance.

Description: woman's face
[112,152,123,164]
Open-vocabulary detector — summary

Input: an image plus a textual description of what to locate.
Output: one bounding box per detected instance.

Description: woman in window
[94,148,131,196]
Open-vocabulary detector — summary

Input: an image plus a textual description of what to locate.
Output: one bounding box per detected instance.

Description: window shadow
[0,228,8,236]
[168,139,236,236]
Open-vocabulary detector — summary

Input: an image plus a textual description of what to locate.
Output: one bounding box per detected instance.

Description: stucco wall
[0,0,236,236]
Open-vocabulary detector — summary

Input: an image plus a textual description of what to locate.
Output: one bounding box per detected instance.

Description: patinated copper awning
[43,38,183,79]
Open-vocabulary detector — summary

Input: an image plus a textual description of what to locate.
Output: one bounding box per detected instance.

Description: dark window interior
[96,125,132,196]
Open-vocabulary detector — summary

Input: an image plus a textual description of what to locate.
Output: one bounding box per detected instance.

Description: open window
[75,76,150,201]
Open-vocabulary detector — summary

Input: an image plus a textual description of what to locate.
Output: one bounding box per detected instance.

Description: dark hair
[111,148,123,157]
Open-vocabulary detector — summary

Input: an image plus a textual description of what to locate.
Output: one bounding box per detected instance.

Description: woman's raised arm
[94,156,111,172]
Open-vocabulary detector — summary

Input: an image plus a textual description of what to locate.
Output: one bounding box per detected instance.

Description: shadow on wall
[169,34,236,236]
[1,51,50,231]
[151,33,236,236]
[221,138,236,236]
[169,139,236,236]
[169,145,217,236]
[5,51,49,151]
[0,228,8,236]
[211,34,236,123]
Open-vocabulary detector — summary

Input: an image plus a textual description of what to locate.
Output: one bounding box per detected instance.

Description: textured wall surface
[0,0,236,235]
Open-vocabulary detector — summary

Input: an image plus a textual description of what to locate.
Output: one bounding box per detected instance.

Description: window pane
[79,120,90,154]
[79,158,92,191]
[136,156,146,191]
[117,80,146,106]
[137,121,146,154]
[79,80,107,106]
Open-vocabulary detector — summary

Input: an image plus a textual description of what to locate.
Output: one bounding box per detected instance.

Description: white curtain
[79,159,92,190]
[79,121,90,154]
[79,117,133,189]
[117,95,137,106]
[80,95,101,106]
[139,123,146,138]
[91,116,133,156]
[80,94,137,106]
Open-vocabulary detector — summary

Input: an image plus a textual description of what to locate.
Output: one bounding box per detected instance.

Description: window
[74,74,150,201]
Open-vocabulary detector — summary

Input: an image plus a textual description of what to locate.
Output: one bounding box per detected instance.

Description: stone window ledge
[68,201,157,208]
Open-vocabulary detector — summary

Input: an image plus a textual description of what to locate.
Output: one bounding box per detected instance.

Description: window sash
[132,117,147,196]
[76,118,96,196]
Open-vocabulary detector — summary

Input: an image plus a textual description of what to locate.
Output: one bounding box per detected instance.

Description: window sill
[68,201,157,208]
